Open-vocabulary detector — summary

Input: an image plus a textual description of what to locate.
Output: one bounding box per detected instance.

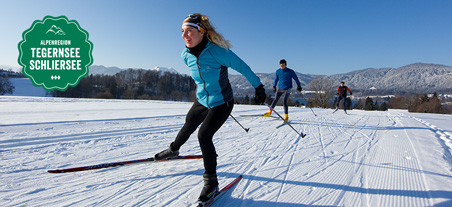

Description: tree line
[304,77,451,114]
[388,92,451,114]
[2,69,451,114]
[52,69,197,102]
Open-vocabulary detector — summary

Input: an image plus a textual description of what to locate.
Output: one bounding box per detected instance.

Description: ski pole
[310,107,317,117]
[229,114,250,133]
[267,105,306,138]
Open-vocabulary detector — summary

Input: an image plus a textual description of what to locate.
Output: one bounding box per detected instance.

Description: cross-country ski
[197,175,243,207]
[47,155,203,173]
[2,1,452,206]
[2,90,452,207]
[239,114,277,118]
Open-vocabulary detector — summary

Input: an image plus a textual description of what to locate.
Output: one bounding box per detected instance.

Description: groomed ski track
[1,96,452,206]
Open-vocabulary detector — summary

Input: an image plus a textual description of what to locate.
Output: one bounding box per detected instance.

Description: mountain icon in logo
[46,25,66,35]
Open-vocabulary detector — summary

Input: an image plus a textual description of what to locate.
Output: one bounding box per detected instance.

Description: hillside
[231,63,452,94]
[88,65,180,76]
[326,63,452,93]
[3,63,452,96]
[229,72,320,94]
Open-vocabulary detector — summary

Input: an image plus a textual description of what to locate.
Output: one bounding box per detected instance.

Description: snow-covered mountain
[89,65,125,76]
[230,63,452,93]
[0,64,21,72]
[86,63,452,93]
[326,63,452,92]
[151,66,180,74]
[229,72,320,93]
[88,65,180,76]
[5,63,452,95]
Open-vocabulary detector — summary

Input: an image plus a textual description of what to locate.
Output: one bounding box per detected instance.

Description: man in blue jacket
[263,59,302,121]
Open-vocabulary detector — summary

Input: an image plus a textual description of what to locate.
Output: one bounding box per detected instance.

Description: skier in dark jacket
[336,81,352,111]
[153,13,266,204]
[263,59,302,121]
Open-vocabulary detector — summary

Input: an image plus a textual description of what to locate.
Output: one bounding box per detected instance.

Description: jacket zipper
[197,58,210,108]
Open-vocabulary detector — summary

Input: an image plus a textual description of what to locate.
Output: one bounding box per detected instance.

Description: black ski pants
[170,100,234,175]
[337,96,347,110]
[270,89,291,114]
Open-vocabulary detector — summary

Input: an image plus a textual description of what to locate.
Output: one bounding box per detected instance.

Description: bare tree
[307,77,335,108]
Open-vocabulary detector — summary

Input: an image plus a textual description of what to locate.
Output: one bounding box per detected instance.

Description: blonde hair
[191,13,232,49]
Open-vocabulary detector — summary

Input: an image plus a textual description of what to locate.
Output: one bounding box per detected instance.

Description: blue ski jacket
[182,41,262,108]
[273,68,301,90]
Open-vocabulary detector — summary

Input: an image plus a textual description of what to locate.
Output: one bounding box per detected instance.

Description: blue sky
[1,0,451,75]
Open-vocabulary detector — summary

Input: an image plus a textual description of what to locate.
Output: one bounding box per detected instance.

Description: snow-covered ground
[1,96,451,207]
[6,78,48,97]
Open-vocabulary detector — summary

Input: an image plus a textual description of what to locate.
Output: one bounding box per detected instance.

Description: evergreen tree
[365,97,374,110]
[244,95,250,104]
[0,76,15,95]
[345,97,352,110]
[374,101,380,111]
[379,102,388,111]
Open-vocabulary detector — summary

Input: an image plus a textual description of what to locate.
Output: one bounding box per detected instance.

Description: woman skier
[153,13,266,204]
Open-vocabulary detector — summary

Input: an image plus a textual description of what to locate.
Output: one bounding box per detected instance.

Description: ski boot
[198,173,219,204]
[154,144,179,160]
[263,110,272,117]
[284,114,289,122]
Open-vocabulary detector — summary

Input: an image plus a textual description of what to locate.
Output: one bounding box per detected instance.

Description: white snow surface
[1,96,452,207]
[6,78,48,97]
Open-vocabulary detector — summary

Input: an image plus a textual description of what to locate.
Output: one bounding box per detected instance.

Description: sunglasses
[183,14,205,32]
[185,14,199,21]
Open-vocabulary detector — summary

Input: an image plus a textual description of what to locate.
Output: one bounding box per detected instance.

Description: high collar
[187,37,208,58]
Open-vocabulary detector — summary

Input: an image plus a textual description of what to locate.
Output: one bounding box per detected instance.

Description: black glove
[350,92,353,95]
[273,86,276,93]
[297,85,302,92]
[255,84,266,104]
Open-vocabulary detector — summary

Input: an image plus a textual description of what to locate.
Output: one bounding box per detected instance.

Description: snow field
[1,96,452,206]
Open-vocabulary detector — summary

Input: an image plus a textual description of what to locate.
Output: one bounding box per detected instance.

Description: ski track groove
[408,115,452,165]
[400,115,434,206]
[275,122,304,203]
[232,111,279,205]
[2,99,452,206]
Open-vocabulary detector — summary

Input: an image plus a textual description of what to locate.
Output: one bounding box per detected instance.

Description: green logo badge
[18,16,93,91]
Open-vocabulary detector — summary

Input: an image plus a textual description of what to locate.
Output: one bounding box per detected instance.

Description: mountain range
[229,63,452,94]
[88,65,180,76]
[325,63,452,93]
[47,63,452,93]
[3,63,451,94]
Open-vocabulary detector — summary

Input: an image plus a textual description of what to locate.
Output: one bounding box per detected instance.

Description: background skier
[263,59,302,121]
[336,81,353,112]
[153,13,266,204]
